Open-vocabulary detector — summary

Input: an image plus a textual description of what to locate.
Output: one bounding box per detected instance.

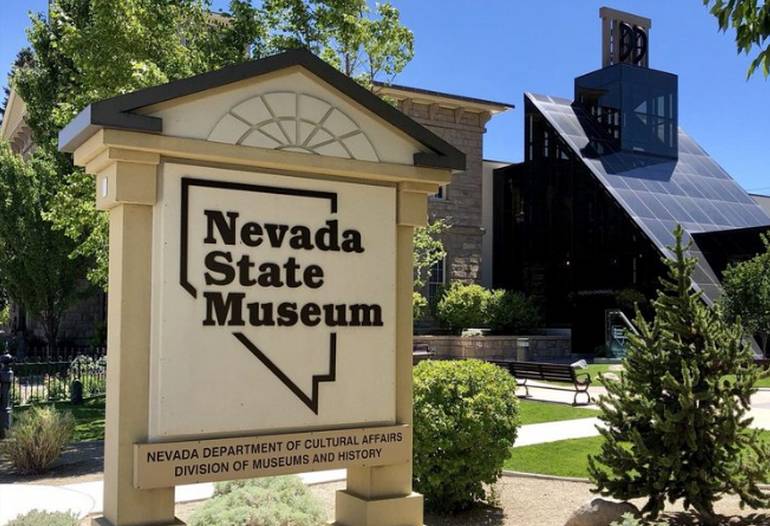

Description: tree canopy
[6,0,414,289]
[703,0,770,78]
[721,232,770,355]
[0,143,87,344]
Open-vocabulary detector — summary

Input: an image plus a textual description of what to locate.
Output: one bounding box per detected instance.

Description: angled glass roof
[527,92,770,303]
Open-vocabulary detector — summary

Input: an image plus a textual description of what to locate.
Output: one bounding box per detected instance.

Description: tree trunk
[43,309,60,352]
[693,501,719,526]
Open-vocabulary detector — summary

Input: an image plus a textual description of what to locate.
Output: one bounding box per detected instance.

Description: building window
[427,257,446,301]
[430,185,446,200]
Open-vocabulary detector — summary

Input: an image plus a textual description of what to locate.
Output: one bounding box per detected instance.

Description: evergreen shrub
[589,226,770,525]
[413,359,520,512]
[188,475,325,526]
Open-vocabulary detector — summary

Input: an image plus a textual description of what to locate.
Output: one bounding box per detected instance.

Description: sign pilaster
[92,157,180,526]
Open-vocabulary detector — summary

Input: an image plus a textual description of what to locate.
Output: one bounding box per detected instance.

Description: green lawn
[584,363,615,378]
[15,397,105,442]
[505,435,605,478]
[518,400,599,425]
[505,431,770,479]
[584,363,770,388]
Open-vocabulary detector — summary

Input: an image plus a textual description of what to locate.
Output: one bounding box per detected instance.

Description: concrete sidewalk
[513,391,770,450]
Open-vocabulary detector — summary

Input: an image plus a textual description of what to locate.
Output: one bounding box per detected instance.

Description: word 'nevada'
[204,210,364,253]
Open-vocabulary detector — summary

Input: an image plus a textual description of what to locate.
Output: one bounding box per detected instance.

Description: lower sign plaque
[134,424,411,489]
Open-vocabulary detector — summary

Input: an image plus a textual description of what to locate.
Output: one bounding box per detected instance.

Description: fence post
[0,347,13,439]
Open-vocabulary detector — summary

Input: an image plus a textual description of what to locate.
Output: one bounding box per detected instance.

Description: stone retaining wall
[414,334,573,362]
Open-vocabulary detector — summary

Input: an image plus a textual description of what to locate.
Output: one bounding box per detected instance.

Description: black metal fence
[9,348,107,407]
[19,345,106,363]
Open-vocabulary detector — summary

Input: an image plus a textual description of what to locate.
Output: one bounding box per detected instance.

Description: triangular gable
[59,49,465,170]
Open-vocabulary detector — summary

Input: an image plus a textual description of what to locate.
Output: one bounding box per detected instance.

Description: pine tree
[588,226,770,525]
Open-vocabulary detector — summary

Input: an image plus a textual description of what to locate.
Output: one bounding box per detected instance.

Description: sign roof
[59,49,465,170]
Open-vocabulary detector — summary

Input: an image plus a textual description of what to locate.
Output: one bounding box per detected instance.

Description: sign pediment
[59,49,464,170]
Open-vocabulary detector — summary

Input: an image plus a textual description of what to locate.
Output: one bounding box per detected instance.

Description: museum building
[492,8,770,351]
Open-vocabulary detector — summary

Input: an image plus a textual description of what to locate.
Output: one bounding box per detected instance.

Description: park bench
[412,343,434,364]
[491,360,592,406]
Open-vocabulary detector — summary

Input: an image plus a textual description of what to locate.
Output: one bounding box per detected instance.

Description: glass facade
[494,75,770,351]
[575,64,678,159]
[494,100,665,351]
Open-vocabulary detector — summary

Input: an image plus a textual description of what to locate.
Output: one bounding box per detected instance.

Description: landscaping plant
[485,289,542,334]
[413,359,520,512]
[188,475,325,526]
[0,405,75,474]
[588,226,770,525]
[721,232,770,356]
[413,291,429,321]
[435,282,490,331]
[5,510,79,526]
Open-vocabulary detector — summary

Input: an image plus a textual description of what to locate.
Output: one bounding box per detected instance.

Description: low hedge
[435,282,541,333]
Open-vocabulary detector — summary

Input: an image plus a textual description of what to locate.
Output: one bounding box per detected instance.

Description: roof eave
[375,82,513,114]
[58,49,465,170]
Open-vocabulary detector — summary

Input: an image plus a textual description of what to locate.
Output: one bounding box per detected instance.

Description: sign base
[92,516,185,526]
[334,490,423,526]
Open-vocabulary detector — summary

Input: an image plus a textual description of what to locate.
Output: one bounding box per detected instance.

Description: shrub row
[435,282,541,333]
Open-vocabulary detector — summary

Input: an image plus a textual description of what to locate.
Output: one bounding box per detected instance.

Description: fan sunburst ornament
[208,92,380,162]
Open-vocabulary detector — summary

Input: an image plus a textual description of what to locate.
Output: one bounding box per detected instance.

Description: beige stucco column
[89,150,179,526]
[334,185,429,526]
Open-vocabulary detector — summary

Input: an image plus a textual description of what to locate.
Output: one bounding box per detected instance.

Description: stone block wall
[413,334,574,362]
[397,100,488,285]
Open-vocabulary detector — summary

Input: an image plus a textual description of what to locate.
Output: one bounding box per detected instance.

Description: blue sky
[2,1,768,194]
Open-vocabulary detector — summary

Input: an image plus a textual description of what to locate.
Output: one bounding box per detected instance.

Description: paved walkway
[2,388,769,524]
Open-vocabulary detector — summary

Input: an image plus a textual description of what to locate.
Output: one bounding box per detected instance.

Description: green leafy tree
[412,219,449,317]
[703,0,770,78]
[0,143,86,345]
[13,0,414,289]
[413,219,449,291]
[721,233,770,355]
[588,226,770,525]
